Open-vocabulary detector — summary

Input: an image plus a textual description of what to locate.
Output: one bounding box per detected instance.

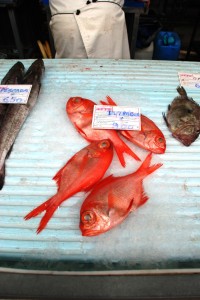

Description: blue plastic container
[153,31,181,60]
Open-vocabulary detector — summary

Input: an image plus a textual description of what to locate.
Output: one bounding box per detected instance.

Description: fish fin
[162,112,169,127]
[24,197,53,220]
[100,100,108,105]
[139,187,149,207]
[114,138,141,167]
[0,163,5,190]
[53,165,66,186]
[106,96,117,106]
[73,121,90,140]
[137,152,163,177]
[100,96,117,106]
[36,203,59,234]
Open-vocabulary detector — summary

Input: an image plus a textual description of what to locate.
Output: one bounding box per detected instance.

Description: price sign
[92,105,141,130]
[0,85,32,104]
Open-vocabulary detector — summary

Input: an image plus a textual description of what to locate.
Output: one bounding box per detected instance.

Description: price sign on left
[0,85,32,104]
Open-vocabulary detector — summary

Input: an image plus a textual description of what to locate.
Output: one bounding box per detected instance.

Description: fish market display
[101,96,166,154]
[24,139,113,233]
[0,59,45,189]
[80,152,162,237]
[163,86,200,146]
[66,96,141,167]
[0,61,25,188]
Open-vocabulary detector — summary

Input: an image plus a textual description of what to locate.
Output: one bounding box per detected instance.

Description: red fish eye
[158,137,164,143]
[73,97,81,103]
[81,211,96,224]
[98,140,110,149]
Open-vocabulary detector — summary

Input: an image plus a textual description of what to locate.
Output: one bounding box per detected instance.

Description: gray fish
[0,61,25,188]
[0,59,45,189]
[163,86,200,146]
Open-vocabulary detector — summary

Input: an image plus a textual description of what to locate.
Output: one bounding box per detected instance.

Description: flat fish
[0,59,45,189]
[163,86,200,146]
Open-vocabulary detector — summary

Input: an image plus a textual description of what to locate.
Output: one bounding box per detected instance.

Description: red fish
[24,139,113,233]
[80,152,162,236]
[66,96,140,167]
[101,96,166,154]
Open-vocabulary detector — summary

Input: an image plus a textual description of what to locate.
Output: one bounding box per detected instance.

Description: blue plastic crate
[153,31,181,60]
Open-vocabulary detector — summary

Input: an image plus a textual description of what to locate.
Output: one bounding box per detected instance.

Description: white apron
[49,0,130,59]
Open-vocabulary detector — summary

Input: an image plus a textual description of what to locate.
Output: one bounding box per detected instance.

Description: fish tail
[36,202,60,234]
[114,139,141,167]
[137,152,162,177]
[24,197,54,220]
[0,163,5,190]
[177,86,187,97]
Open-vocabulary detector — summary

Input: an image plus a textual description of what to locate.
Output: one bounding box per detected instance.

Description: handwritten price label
[0,85,32,104]
[178,73,200,89]
[92,105,141,130]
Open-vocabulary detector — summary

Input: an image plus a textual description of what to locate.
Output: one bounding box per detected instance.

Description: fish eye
[81,211,96,224]
[98,140,110,149]
[73,97,81,103]
[158,137,164,143]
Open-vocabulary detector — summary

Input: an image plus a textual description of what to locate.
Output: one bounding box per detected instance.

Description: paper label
[0,85,32,104]
[178,72,200,88]
[92,105,141,130]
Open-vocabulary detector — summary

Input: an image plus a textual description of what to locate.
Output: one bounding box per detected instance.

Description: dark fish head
[172,125,199,146]
[1,61,25,84]
[23,59,45,84]
[80,207,111,237]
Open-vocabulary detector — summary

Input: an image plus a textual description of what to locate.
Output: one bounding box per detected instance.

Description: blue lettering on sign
[195,83,200,88]
[3,96,23,103]
[0,87,29,93]
[108,110,139,117]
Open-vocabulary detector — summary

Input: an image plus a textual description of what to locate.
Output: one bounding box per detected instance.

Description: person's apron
[49,0,130,59]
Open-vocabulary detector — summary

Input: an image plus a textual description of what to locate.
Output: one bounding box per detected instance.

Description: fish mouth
[81,229,102,237]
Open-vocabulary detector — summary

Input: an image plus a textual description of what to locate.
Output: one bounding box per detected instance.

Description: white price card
[178,72,200,89]
[92,105,141,130]
[0,85,32,104]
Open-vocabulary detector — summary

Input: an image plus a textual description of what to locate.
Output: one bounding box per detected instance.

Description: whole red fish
[101,96,166,154]
[66,96,140,167]
[80,152,162,237]
[24,139,113,233]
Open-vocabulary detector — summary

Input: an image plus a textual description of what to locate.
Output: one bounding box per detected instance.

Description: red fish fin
[73,122,88,138]
[114,139,141,167]
[140,187,149,207]
[100,100,108,105]
[137,152,163,177]
[100,96,117,106]
[106,96,117,106]
[120,130,133,139]
[24,197,53,220]
[36,203,59,234]
[53,164,68,186]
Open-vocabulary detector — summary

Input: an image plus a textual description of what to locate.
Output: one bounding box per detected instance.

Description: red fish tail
[24,197,54,220]
[36,202,59,234]
[137,152,162,177]
[114,139,141,167]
